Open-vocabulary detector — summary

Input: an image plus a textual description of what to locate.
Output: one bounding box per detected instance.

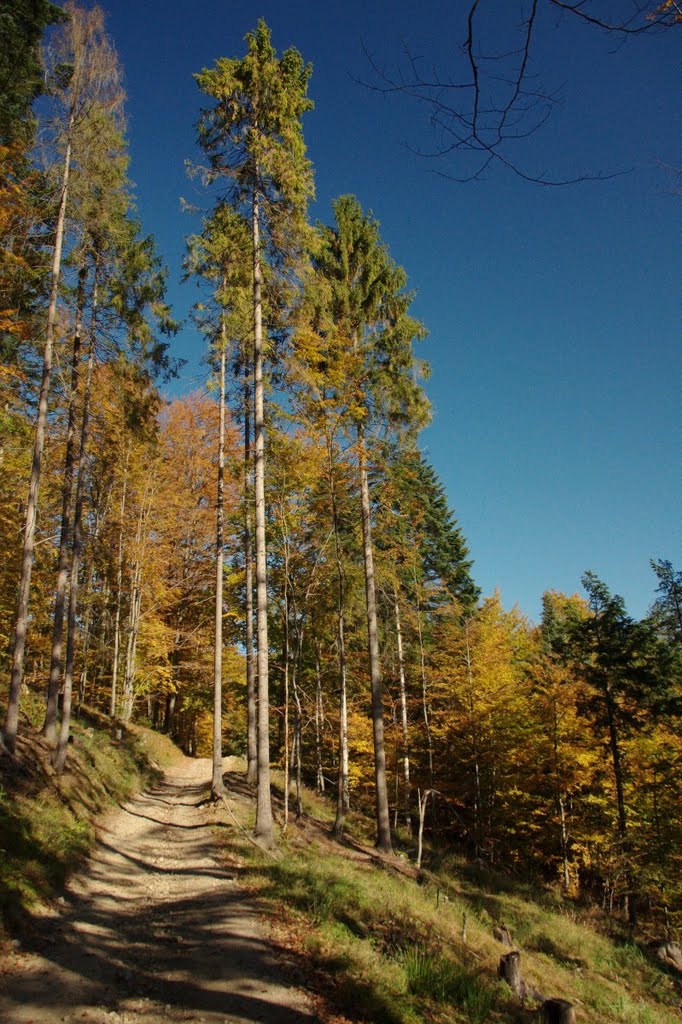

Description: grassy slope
[1,715,679,1023]
[0,695,179,935]
[221,771,682,1024]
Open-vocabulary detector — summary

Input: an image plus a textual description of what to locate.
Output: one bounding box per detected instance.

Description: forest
[1,0,681,950]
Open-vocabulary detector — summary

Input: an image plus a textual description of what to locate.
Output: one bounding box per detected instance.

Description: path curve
[0,757,317,1024]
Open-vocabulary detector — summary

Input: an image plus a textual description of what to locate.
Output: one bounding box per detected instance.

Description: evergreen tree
[0,0,64,145]
[649,558,682,646]
[314,194,430,853]
[195,20,314,848]
[571,571,677,926]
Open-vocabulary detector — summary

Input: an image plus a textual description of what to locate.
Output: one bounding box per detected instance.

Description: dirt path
[0,758,317,1024]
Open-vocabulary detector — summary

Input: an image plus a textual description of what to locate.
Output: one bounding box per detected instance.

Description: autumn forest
[2,0,681,948]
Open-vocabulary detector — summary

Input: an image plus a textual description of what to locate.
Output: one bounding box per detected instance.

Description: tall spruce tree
[195,20,313,847]
[571,571,678,926]
[315,194,430,852]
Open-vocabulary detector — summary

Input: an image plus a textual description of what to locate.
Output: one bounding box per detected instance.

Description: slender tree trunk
[411,598,432,794]
[330,437,350,837]
[77,601,92,707]
[315,645,325,794]
[77,500,102,708]
[122,576,141,721]
[358,430,392,854]
[54,270,96,773]
[110,448,129,718]
[605,681,636,926]
[43,263,87,744]
[394,593,412,834]
[165,692,176,734]
[76,519,101,709]
[465,626,482,853]
[282,530,290,827]
[121,498,147,724]
[243,340,257,785]
[3,130,73,753]
[292,622,304,819]
[551,695,570,890]
[252,188,274,848]
[212,326,226,799]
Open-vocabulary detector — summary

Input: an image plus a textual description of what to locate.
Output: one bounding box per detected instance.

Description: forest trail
[0,757,317,1024]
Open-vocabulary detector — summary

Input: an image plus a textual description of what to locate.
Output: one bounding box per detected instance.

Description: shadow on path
[0,759,318,1024]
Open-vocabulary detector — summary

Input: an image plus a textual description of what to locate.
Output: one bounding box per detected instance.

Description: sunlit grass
[222,776,682,1024]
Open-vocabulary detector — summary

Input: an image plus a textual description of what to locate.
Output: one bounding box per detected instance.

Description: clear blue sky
[101,1,680,622]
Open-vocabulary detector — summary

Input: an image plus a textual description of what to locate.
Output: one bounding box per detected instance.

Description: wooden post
[498,951,524,999]
[542,998,576,1023]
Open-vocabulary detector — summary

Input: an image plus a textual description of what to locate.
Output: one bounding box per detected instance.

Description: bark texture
[4,132,72,754]
[358,434,392,854]
[252,191,274,848]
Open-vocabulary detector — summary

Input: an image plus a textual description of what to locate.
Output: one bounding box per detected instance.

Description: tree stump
[493,923,514,946]
[656,941,682,971]
[542,998,576,1023]
[498,951,524,998]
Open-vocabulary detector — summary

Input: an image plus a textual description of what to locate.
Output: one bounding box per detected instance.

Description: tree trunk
[121,491,148,723]
[282,531,290,828]
[165,692,176,734]
[552,694,571,890]
[394,593,412,834]
[110,447,129,718]
[212,326,226,800]
[605,681,636,926]
[542,999,576,1024]
[243,340,257,785]
[329,436,350,837]
[54,269,96,773]
[498,951,524,999]
[415,580,435,832]
[358,430,392,854]
[43,264,87,744]
[416,788,434,869]
[465,625,483,853]
[292,622,304,819]
[315,646,325,794]
[3,129,73,754]
[77,497,102,708]
[252,187,274,848]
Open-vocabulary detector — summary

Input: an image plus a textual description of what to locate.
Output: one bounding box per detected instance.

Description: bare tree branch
[361,0,678,185]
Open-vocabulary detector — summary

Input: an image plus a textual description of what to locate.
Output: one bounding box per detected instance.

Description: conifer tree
[570,571,678,926]
[314,194,430,852]
[0,0,64,146]
[195,20,313,847]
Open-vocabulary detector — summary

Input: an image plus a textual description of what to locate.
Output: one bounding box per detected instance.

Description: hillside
[1,715,680,1024]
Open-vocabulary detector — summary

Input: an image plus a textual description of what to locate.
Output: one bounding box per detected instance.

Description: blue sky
[102,1,680,622]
